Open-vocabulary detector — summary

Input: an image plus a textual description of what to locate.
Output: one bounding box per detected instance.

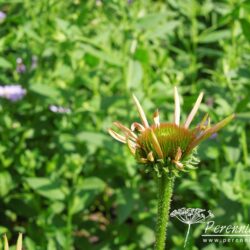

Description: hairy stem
[155,173,175,250]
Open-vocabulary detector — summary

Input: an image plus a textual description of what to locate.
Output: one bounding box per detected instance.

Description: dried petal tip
[16,233,22,250]
[175,147,182,161]
[172,147,183,169]
[147,151,154,162]
[132,94,149,128]
[153,109,160,127]
[4,234,9,250]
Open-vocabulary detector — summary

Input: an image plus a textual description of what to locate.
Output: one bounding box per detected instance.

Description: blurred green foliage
[0,0,250,249]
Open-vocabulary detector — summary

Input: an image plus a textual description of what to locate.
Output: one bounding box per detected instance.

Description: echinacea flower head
[108,87,234,176]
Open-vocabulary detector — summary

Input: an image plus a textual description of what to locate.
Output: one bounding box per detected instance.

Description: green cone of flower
[108,87,234,250]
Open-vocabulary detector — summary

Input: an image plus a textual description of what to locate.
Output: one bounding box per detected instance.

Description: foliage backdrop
[0,0,250,249]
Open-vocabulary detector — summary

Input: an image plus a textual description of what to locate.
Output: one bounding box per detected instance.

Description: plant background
[0,0,250,249]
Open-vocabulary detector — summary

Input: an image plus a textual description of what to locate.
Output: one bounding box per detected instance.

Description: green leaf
[25,177,65,200]
[70,177,105,215]
[136,12,167,29]
[137,225,155,248]
[146,21,179,39]
[126,60,143,90]
[221,182,240,201]
[0,58,12,69]
[29,84,60,98]
[79,44,122,66]
[0,171,14,197]
[116,188,135,224]
[76,131,108,147]
[198,30,230,43]
[240,19,250,43]
[81,177,105,191]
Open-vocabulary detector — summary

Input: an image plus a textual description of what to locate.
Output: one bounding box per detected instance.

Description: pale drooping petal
[131,122,145,132]
[174,160,184,169]
[174,147,182,161]
[174,87,180,126]
[184,92,204,128]
[108,129,126,143]
[127,139,136,155]
[150,129,164,159]
[147,151,154,162]
[113,121,137,141]
[154,109,160,127]
[132,94,149,128]
[172,147,183,169]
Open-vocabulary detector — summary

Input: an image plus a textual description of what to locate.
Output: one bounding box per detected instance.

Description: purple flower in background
[49,105,71,114]
[16,58,26,73]
[0,85,26,101]
[209,133,218,140]
[0,11,6,21]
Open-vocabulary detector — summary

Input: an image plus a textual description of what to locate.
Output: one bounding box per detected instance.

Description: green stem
[184,224,191,248]
[155,173,175,250]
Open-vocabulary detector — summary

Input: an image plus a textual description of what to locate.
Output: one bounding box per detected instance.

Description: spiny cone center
[136,123,195,160]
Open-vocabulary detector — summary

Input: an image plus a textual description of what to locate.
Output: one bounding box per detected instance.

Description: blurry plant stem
[155,172,175,250]
[66,199,73,249]
[66,213,73,249]
[184,223,191,248]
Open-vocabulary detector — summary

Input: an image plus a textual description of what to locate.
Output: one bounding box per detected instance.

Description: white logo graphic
[170,208,214,247]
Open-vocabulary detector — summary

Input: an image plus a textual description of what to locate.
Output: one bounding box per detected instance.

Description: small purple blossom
[0,11,6,21]
[0,85,26,101]
[16,58,26,73]
[209,133,218,140]
[49,105,71,114]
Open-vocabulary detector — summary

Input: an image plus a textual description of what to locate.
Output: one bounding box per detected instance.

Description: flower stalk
[108,87,234,249]
[155,173,175,250]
